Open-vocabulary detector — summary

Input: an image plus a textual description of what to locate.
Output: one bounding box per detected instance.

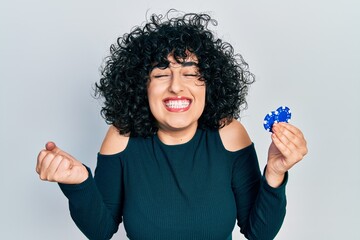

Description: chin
[163,118,197,130]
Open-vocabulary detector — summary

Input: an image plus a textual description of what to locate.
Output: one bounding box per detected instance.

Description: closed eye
[153,75,170,78]
[183,73,200,79]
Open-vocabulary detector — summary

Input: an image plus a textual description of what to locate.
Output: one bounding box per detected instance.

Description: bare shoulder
[219,119,252,152]
[99,125,129,155]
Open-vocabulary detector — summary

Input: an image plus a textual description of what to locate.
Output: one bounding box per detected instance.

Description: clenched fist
[36,142,88,184]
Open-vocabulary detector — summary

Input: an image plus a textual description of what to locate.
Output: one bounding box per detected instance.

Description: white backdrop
[1,0,359,239]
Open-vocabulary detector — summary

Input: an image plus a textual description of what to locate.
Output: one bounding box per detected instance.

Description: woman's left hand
[265,123,308,187]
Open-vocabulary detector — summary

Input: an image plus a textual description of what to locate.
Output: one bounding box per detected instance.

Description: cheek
[147,84,157,102]
[198,86,206,105]
[147,85,163,114]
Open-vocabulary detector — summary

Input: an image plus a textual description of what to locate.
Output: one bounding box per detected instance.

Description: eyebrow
[180,61,198,67]
[151,61,198,71]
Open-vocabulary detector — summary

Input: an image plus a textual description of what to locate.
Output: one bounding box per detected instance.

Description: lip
[163,97,192,112]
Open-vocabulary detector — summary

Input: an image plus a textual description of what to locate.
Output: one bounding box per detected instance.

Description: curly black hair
[95,10,255,137]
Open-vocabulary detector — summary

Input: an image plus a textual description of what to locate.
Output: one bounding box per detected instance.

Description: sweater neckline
[154,128,202,148]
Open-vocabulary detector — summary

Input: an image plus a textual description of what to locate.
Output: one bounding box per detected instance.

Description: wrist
[78,165,89,183]
[265,166,285,188]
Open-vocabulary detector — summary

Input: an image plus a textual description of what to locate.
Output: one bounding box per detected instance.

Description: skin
[266,122,308,187]
[36,141,88,184]
[147,54,205,145]
[36,55,307,188]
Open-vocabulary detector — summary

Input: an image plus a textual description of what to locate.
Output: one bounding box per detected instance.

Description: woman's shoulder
[99,125,130,155]
[218,119,252,152]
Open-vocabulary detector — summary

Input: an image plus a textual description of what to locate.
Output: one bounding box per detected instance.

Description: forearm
[241,173,287,240]
[58,167,119,240]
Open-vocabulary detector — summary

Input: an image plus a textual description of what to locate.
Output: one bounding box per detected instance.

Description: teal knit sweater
[59,129,287,240]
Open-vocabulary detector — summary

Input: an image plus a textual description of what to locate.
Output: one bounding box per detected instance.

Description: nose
[168,73,184,94]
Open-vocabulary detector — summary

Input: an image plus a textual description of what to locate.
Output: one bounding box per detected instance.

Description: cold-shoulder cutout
[219,119,252,152]
[99,125,129,155]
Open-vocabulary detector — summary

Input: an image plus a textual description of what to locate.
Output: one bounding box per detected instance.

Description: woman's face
[147,54,206,134]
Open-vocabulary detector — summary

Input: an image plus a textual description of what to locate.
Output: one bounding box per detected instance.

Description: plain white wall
[1,0,359,239]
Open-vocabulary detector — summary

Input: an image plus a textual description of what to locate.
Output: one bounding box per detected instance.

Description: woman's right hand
[36,142,89,184]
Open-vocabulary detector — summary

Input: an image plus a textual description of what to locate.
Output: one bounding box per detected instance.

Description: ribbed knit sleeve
[57,131,287,240]
[231,144,287,240]
[58,152,124,240]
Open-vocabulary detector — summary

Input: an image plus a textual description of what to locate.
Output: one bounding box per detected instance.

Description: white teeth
[165,100,190,109]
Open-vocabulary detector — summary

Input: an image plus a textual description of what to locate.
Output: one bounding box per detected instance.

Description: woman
[36,11,307,240]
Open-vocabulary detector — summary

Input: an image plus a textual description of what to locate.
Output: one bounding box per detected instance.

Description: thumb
[45,141,60,153]
[45,141,77,162]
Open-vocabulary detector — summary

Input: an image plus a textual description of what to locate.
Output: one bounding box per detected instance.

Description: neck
[157,124,198,145]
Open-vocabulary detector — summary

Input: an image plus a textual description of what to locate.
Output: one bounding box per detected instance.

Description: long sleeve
[58,153,124,240]
[232,144,287,240]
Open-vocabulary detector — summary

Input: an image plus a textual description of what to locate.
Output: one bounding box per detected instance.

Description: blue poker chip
[263,111,276,132]
[263,106,292,132]
[275,106,292,123]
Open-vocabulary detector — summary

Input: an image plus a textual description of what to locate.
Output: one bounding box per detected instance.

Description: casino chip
[263,106,292,132]
[275,106,291,123]
[263,111,276,132]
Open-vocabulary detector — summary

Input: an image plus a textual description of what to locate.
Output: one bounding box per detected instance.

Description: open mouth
[163,98,192,112]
